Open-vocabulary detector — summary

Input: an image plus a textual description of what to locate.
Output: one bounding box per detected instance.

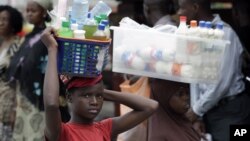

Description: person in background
[143,0,200,140]
[6,0,53,140]
[143,0,176,26]
[0,5,23,140]
[41,27,158,141]
[177,0,250,141]
[148,79,200,141]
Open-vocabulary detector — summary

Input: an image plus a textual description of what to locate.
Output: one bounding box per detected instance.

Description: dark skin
[41,27,159,141]
[177,0,213,23]
[177,0,214,138]
[26,1,47,28]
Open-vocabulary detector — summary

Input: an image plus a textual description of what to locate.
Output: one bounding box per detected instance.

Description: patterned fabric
[12,93,45,141]
[0,38,20,141]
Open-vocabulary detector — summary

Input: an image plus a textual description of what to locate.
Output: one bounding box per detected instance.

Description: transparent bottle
[90,1,112,18]
[83,12,98,39]
[92,24,107,41]
[71,0,89,29]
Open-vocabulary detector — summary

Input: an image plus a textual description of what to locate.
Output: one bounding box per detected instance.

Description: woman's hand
[41,27,58,52]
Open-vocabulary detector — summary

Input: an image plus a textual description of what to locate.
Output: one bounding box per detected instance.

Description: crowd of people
[0,0,249,141]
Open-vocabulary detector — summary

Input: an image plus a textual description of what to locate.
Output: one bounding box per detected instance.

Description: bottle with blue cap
[84,12,98,39]
[100,20,110,39]
[214,22,224,39]
[205,21,214,38]
[92,24,107,41]
[198,21,206,37]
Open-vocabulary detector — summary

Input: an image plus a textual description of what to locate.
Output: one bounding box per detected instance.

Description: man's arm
[103,89,158,137]
[42,27,62,141]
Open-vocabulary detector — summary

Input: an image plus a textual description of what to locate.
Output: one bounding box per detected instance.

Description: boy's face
[169,88,190,114]
[70,82,104,121]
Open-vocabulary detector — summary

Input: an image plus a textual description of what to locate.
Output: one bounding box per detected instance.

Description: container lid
[101,20,109,26]
[190,20,197,27]
[199,21,205,28]
[216,22,223,30]
[180,16,187,21]
[205,21,212,28]
[98,24,105,30]
[62,21,70,28]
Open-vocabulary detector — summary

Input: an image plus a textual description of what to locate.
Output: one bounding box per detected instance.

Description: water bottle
[71,0,89,29]
[90,1,112,17]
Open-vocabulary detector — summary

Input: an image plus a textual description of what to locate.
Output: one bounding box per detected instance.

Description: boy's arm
[103,89,158,136]
[41,27,62,141]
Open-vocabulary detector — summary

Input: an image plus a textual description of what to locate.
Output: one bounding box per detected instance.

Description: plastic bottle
[100,20,110,39]
[92,24,107,41]
[205,21,214,38]
[175,16,188,64]
[58,20,73,38]
[74,30,86,39]
[71,0,89,29]
[214,22,224,39]
[175,16,188,35]
[198,21,206,37]
[90,1,112,18]
[188,20,199,36]
[83,12,98,39]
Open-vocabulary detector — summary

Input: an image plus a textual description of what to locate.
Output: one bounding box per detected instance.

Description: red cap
[180,16,187,21]
[61,75,103,90]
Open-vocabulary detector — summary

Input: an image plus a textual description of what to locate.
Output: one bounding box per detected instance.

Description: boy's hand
[41,27,58,51]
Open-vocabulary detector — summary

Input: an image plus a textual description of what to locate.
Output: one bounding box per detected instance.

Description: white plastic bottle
[175,16,188,64]
[188,20,199,36]
[198,21,206,37]
[175,16,188,35]
[214,22,224,39]
[205,21,214,38]
[71,0,89,29]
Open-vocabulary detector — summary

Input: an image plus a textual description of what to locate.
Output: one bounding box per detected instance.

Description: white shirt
[191,14,245,116]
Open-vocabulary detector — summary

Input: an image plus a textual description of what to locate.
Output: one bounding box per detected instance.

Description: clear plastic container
[71,0,89,29]
[90,1,112,17]
[111,26,230,83]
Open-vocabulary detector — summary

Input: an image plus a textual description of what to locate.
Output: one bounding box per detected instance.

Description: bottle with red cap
[175,16,188,35]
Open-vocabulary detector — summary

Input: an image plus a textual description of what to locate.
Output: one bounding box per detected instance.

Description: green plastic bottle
[58,21,73,38]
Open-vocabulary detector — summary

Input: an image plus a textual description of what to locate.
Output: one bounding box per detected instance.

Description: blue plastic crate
[56,37,111,77]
